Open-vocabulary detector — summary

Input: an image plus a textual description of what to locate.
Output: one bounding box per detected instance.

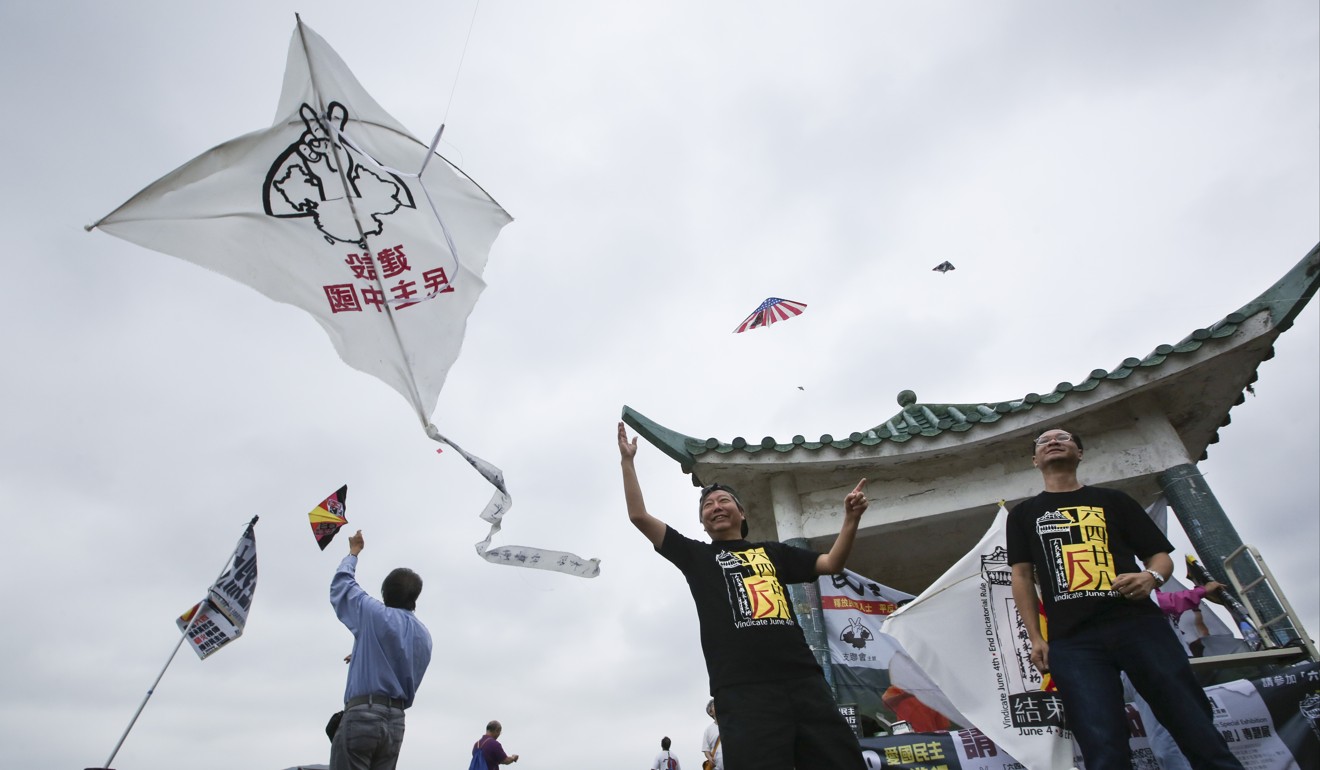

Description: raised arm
[815,479,868,575]
[330,530,368,630]
[618,422,667,548]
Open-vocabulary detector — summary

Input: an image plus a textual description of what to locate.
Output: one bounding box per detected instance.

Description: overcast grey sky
[1,2,1316,769]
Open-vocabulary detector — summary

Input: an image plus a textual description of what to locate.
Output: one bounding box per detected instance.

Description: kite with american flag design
[733,297,808,333]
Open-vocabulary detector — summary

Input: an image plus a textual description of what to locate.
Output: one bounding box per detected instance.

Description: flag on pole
[177,516,259,660]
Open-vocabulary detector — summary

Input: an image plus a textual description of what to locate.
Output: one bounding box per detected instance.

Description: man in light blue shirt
[330,530,432,770]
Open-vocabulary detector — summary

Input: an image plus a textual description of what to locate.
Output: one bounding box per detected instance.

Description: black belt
[345,694,407,710]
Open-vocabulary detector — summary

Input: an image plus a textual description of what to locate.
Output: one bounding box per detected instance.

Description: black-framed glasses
[1034,433,1074,446]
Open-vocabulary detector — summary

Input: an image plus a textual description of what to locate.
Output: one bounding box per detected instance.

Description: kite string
[440,0,485,128]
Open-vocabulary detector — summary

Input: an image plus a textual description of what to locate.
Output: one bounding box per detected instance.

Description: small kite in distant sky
[932,261,956,273]
[734,297,808,333]
[309,485,349,550]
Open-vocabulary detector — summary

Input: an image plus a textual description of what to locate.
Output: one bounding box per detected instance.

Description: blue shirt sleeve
[331,554,367,632]
[330,554,433,707]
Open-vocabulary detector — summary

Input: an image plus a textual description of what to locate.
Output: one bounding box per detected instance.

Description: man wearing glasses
[1007,428,1243,770]
[617,422,869,770]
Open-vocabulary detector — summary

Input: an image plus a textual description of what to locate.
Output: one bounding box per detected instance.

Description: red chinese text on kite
[326,244,456,314]
[309,485,349,550]
[734,297,808,333]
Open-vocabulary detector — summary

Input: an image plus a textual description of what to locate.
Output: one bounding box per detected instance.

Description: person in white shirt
[701,700,722,770]
[651,736,680,770]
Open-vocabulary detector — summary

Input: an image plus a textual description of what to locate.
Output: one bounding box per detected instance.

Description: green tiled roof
[624,242,1319,467]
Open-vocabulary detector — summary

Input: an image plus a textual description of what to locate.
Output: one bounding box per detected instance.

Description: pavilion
[625,242,1319,654]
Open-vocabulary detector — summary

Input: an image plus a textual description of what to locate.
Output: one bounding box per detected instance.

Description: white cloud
[1,2,1315,768]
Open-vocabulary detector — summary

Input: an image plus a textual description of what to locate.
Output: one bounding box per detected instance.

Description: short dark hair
[661,736,672,750]
[1032,428,1083,453]
[487,720,501,733]
[699,483,749,538]
[381,568,423,610]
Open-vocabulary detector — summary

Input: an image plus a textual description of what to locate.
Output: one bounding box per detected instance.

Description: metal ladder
[1222,544,1319,662]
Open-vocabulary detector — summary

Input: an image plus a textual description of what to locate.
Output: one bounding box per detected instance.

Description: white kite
[90,18,599,578]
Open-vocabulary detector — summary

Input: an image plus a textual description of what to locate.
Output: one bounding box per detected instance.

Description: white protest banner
[882,506,1077,770]
[855,662,1320,769]
[177,516,258,660]
[819,569,914,670]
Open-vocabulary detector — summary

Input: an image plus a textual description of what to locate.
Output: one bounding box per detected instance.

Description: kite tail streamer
[424,423,600,578]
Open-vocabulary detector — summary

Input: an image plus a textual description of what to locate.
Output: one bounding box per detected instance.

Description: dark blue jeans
[1049,613,1242,770]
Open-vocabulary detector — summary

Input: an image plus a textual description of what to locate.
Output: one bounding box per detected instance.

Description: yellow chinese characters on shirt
[731,548,793,620]
[1036,506,1117,593]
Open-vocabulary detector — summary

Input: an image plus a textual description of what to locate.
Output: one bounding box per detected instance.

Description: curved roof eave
[625,242,1320,466]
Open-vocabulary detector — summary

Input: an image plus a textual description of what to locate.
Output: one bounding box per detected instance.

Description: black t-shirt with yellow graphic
[1006,486,1173,640]
[658,526,823,692]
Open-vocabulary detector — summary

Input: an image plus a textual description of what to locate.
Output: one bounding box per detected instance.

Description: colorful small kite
[932,261,956,273]
[733,297,808,333]
[309,485,349,550]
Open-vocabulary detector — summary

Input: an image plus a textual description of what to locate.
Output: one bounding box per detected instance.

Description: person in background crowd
[474,720,520,770]
[701,699,722,770]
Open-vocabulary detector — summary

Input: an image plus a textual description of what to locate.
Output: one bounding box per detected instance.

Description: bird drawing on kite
[308,485,349,550]
[88,16,599,579]
[734,297,808,333]
[932,261,956,273]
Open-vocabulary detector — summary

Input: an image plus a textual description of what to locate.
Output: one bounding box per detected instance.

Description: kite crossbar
[322,119,468,287]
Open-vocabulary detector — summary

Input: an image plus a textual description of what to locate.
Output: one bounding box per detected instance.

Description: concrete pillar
[770,473,836,692]
[1159,463,1298,646]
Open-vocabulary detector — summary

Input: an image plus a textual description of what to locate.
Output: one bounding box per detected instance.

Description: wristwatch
[1146,569,1166,587]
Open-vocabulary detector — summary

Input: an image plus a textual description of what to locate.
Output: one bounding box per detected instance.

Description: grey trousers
[329,703,406,770]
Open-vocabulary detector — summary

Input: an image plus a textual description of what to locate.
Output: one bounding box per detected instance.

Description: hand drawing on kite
[89,17,599,578]
[264,102,417,246]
